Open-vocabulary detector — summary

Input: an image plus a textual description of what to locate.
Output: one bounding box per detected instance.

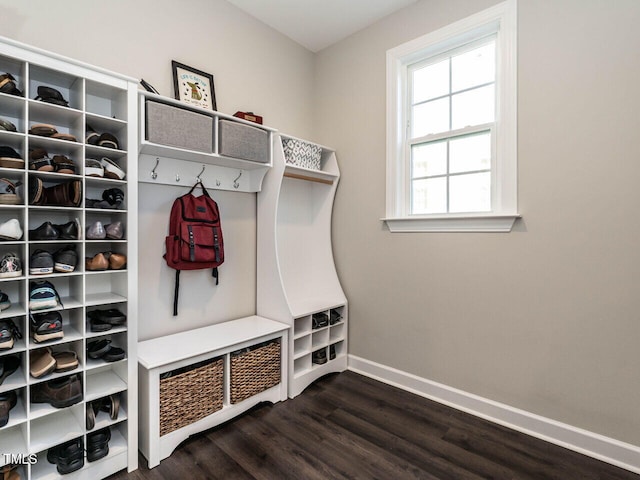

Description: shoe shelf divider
[257,134,348,399]
[137,91,276,193]
[0,35,138,479]
[137,315,288,468]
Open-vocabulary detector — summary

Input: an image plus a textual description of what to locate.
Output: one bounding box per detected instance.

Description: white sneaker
[85,158,104,177]
[0,218,23,240]
[0,253,22,278]
[100,157,126,180]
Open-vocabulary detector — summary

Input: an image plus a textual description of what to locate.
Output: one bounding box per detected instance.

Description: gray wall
[315,0,640,445]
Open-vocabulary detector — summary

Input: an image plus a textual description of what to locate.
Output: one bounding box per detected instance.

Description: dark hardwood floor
[109,371,639,479]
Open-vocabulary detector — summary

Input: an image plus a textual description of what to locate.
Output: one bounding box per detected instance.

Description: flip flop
[100,393,120,420]
[29,347,56,378]
[52,350,78,372]
[0,355,20,385]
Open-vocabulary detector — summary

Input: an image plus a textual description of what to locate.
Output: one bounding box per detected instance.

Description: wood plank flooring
[108,371,639,479]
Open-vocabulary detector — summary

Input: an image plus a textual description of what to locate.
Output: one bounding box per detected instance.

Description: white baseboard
[348,354,640,474]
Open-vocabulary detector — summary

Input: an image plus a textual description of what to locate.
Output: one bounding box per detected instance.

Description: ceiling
[226,0,419,52]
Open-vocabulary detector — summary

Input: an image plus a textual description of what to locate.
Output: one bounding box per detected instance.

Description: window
[384,0,518,232]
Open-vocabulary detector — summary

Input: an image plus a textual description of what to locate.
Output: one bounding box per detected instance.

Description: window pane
[412,59,449,103]
[451,41,495,92]
[450,132,491,174]
[412,177,447,214]
[451,84,494,130]
[412,97,449,138]
[449,172,491,213]
[412,141,447,178]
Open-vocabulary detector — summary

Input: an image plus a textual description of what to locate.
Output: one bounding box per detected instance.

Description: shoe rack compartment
[0,37,138,477]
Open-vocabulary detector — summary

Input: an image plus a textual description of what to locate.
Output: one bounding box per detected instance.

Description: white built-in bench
[137,316,289,468]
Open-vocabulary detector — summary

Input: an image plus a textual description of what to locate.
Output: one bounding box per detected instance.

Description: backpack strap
[212,267,219,285]
[173,270,181,316]
[187,181,211,198]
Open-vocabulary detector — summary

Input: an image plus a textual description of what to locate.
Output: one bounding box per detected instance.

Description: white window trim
[383,0,519,233]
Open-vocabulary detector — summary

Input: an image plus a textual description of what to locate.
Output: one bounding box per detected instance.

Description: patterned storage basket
[230,339,281,404]
[159,356,223,436]
[281,137,322,170]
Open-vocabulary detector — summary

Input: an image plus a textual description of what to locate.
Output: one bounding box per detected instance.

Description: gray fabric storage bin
[146,101,213,153]
[218,119,269,163]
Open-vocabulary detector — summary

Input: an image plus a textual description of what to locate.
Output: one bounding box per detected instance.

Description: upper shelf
[138,91,277,191]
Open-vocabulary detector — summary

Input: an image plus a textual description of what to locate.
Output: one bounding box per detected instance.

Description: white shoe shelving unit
[0,36,138,479]
[257,134,347,398]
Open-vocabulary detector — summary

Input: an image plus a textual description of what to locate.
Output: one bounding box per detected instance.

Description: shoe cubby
[28,310,83,350]
[0,351,26,393]
[86,81,129,121]
[28,65,83,112]
[0,37,137,478]
[29,406,84,452]
[85,331,127,371]
[286,305,347,395]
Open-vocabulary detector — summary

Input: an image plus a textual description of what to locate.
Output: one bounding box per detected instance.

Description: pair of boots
[47,428,111,474]
[30,178,81,207]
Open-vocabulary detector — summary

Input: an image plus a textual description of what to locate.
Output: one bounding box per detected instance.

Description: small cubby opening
[0,96,26,133]
[293,335,311,358]
[311,329,329,349]
[28,308,84,351]
[294,353,311,376]
[293,315,311,336]
[28,65,83,112]
[85,81,128,121]
[85,268,128,297]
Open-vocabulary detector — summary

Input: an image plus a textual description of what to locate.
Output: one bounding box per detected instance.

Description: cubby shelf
[0,35,138,479]
[257,134,348,398]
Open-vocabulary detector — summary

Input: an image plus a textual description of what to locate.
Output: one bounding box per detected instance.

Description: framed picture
[172,61,216,111]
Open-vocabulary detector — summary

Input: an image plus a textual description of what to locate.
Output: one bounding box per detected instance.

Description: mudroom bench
[137,316,289,467]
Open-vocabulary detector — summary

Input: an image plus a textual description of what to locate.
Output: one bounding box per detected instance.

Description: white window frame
[384,0,519,233]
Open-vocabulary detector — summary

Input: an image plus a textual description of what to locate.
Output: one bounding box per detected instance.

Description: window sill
[382,213,520,233]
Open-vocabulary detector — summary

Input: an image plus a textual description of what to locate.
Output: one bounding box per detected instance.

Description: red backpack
[164,183,224,315]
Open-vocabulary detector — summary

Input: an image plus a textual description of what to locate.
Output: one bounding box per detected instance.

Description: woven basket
[159,357,223,436]
[230,339,281,404]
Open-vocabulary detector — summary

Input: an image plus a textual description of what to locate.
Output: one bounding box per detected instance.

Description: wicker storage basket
[230,339,281,404]
[281,137,322,170]
[159,357,223,436]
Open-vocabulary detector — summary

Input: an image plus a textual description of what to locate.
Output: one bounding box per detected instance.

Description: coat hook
[151,158,160,180]
[216,179,221,187]
[196,165,206,183]
[176,173,180,182]
[233,171,242,189]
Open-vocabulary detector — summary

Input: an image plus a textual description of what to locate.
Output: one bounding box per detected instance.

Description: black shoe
[0,390,17,427]
[47,437,84,474]
[329,309,342,325]
[28,177,44,205]
[312,348,327,365]
[87,427,110,462]
[52,219,80,240]
[0,319,22,350]
[312,312,329,329]
[88,309,127,325]
[53,245,77,273]
[29,250,54,275]
[30,311,63,343]
[329,344,336,360]
[0,355,20,385]
[29,221,59,240]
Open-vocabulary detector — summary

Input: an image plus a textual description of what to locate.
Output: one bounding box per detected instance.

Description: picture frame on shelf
[172,61,216,111]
